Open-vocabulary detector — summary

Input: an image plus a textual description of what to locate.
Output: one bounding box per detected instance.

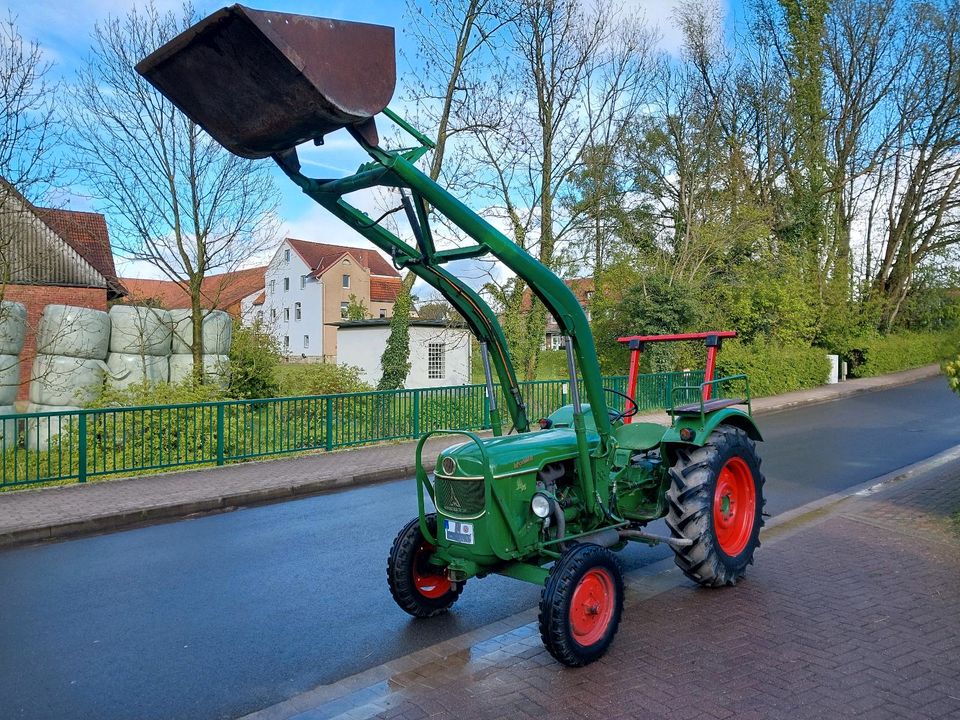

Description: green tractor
[138,5,766,667]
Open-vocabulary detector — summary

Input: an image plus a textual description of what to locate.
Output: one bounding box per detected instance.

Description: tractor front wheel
[538,543,624,667]
[387,514,463,618]
[666,425,765,587]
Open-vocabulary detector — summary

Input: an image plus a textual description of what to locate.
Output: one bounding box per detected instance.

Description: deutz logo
[448,486,463,510]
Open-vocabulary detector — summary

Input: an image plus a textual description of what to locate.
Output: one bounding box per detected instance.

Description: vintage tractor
[137,5,766,667]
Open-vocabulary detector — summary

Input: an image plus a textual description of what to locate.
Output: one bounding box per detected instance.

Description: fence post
[665,373,673,409]
[412,389,420,438]
[482,393,490,429]
[78,411,87,484]
[216,403,225,466]
[325,396,334,451]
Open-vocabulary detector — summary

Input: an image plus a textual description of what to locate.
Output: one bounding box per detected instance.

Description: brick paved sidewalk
[0,364,941,547]
[245,446,960,720]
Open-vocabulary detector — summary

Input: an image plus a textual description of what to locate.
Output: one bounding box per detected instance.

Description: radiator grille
[434,476,485,516]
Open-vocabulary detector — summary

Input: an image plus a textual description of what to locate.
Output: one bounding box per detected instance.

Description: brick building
[521,277,595,350]
[0,181,126,400]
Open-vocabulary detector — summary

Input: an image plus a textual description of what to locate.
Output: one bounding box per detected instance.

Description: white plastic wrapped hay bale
[170,309,232,355]
[106,353,169,390]
[0,301,27,355]
[30,354,106,407]
[26,403,80,452]
[0,354,20,405]
[0,404,18,446]
[109,306,172,355]
[169,354,230,389]
[36,305,110,360]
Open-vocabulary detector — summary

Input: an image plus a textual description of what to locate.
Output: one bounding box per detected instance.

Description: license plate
[444,519,474,545]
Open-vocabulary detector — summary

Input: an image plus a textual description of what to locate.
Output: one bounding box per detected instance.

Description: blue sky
[9,0,748,279]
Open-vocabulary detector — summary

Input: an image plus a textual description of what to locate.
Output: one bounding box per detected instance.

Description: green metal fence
[0,371,704,489]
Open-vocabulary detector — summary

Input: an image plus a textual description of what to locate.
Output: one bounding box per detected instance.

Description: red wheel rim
[713,456,757,556]
[412,541,451,599]
[569,568,615,646]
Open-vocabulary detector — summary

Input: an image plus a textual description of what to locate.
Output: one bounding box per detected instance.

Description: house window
[283,277,289,291]
[283,307,289,321]
[585,290,593,301]
[428,342,445,379]
[300,275,306,289]
[269,279,275,293]
[283,335,289,349]
[550,335,563,351]
[340,301,349,319]
[284,248,290,262]
[270,308,277,320]
[303,335,310,349]
[342,274,350,289]
[379,308,386,319]
[294,302,301,320]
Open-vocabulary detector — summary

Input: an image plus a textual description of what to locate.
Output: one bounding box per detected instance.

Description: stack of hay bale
[0,301,27,442]
[106,306,172,390]
[28,305,111,451]
[168,309,232,390]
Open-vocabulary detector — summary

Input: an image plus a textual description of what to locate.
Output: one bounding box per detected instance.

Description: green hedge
[845,331,956,378]
[716,341,830,398]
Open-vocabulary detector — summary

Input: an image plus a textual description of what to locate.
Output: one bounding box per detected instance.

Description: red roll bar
[616,331,737,422]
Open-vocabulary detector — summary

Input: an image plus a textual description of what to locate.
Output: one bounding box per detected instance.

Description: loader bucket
[135,4,396,158]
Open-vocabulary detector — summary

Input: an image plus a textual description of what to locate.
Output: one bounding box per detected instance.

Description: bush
[274,362,370,397]
[716,341,830,398]
[844,331,956,378]
[93,378,225,408]
[229,318,281,399]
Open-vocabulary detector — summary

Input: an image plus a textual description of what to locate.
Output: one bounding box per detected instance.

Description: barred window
[428,342,445,379]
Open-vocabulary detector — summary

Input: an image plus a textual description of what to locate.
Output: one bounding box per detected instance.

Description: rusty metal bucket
[135,5,396,157]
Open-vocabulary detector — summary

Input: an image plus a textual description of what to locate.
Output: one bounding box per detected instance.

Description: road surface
[0,376,956,720]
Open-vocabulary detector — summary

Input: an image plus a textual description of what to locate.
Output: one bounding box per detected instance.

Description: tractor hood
[438,428,599,479]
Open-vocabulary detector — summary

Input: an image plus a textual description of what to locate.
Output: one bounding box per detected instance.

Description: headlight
[441,456,457,475]
[531,493,551,518]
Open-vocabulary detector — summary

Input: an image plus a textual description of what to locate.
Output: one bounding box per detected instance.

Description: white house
[335,319,472,387]
[261,238,401,361]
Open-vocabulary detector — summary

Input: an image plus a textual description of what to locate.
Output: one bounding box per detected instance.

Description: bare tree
[66,2,278,379]
[457,0,653,378]
[376,0,505,390]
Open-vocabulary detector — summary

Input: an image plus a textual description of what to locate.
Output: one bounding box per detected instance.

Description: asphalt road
[1,376,957,720]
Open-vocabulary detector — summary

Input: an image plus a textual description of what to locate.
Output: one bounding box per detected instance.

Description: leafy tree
[377,275,413,389]
[345,294,369,321]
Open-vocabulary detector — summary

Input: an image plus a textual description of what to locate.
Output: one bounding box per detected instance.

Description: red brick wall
[3,285,108,403]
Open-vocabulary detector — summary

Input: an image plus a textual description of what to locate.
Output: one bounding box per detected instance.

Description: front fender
[660,407,763,447]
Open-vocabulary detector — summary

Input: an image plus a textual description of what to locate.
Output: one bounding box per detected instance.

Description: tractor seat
[614,422,665,451]
[670,398,745,415]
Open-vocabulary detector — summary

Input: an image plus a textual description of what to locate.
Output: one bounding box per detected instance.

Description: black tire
[666,425,766,587]
[387,514,463,618]
[538,543,624,667]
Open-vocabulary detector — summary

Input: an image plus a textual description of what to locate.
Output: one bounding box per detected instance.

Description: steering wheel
[604,386,639,422]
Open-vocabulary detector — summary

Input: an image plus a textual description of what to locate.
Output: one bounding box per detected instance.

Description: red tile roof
[35,207,126,298]
[121,266,266,313]
[286,238,400,279]
[521,277,594,311]
[371,277,402,303]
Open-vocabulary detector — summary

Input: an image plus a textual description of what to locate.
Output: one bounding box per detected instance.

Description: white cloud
[114,257,168,280]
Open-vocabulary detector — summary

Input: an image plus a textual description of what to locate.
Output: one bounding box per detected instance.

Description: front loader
[137,5,766,667]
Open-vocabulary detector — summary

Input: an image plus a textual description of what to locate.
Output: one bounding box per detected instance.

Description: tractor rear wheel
[538,543,624,667]
[666,425,765,587]
[387,514,463,618]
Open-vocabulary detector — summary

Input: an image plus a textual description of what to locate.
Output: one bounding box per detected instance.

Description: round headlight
[531,493,551,518]
[441,456,457,475]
